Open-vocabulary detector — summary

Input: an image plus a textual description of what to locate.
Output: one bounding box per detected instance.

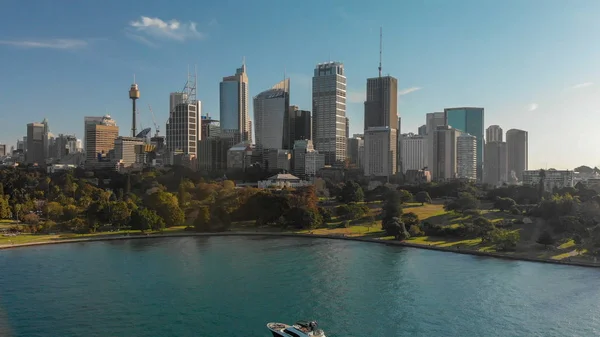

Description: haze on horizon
[1,0,599,170]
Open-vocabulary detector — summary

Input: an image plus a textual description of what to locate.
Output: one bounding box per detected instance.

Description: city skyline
[2,0,600,169]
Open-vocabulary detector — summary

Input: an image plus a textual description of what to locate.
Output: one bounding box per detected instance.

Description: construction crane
[148,104,160,137]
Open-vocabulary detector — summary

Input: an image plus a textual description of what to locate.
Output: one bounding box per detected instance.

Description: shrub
[509,206,521,215]
[408,225,424,237]
[573,233,583,244]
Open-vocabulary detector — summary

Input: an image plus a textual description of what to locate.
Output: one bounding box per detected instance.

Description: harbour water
[0,236,599,336]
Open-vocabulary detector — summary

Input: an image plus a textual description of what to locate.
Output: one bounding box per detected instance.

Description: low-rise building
[257,173,312,189]
[522,169,574,191]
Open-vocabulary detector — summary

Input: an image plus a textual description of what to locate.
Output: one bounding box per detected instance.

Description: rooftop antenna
[378,26,382,77]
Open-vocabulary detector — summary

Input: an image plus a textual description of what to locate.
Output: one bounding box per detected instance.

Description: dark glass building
[444,107,484,181]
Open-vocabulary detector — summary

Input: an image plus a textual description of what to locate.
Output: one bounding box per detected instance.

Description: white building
[166,100,201,157]
[254,79,289,151]
[432,125,461,181]
[293,139,325,177]
[523,169,574,191]
[364,126,397,178]
[257,173,312,189]
[457,133,477,180]
[114,136,145,168]
[312,62,347,165]
[400,133,427,173]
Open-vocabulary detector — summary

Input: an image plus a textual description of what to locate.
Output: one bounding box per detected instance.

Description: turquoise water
[0,236,599,337]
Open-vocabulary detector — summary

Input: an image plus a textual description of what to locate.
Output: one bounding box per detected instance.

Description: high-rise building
[364,76,398,130]
[312,62,347,165]
[364,126,396,178]
[418,125,427,136]
[26,122,46,165]
[400,133,427,173]
[286,106,311,150]
[425,112,445,171]
[457,133,477,180]
[0,144,6,157]
[220,63,250,143]
[41,118,50,159]
[444,107,484,181]
[433,125,462,181]
[166,100,200,157]
[486,125,503,143]
[254,79,290,151]
[114,136,145,167]
[84,115,119,165]
[506,129,528,182]
[54,134,78,160]
[348,135,365,169]
[484,141,508,186]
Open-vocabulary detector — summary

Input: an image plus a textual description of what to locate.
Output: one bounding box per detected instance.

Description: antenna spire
[378,26,382,77]
[133,73,136,84]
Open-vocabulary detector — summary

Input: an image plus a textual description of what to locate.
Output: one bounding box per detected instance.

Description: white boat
[267,321,326,337]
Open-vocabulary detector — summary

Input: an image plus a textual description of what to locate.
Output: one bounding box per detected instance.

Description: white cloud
[528,103,539,111]
[128,16,205,44]
[0,39,88,49]
[398,87,422,96]
[347,91,366,103]
[571,82,594,89]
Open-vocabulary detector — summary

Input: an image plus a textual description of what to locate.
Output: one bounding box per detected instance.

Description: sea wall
[1,231,599,269]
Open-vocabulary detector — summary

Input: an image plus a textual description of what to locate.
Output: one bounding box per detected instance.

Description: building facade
[433,125,462,181]
[254,79,290,151]
[84,115,119,166]
[312,62,347,165]
[444,107,484,181]
[506,129,528,182]
[425,112,445,172]
[292,139,325,177]
[26,122,46,165]
[166,101,200,157]
[364,76,398,130]
[347,135,365,169]
[484,141,508,186]
[457,133,477,180]
[114,136,145,168]
[400,133,427,173]
[364,126,396,178]
[486,125,503,143]
[523,169,574,191]
[286,106,311,150]
[220,63,250,143]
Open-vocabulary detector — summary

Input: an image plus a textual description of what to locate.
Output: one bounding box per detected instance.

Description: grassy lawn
[403,203,448,220]
[406,235,482,248]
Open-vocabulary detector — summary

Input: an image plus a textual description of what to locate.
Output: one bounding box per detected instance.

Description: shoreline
[1,231,599,269]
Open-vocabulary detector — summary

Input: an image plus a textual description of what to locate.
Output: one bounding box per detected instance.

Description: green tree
[472,217,495,238]
[146,191,185,227]
[62,204,79,221]
[444,192,480,213]
[130,208,164,232]
[397,190,413,204]
[339,181,364,203]
[536,231,555,248]
[489,229,520,251]
[415,191,432,205]
[0,195,11,219]
[384,217,410,240]
[408,225,424,237]
[109,201,132,229]
[45,202,63,222]
[22,213,40,225]
[193,206,211,232]
[382,190,403,225]
[401,212,420,228]
[494,197,517,212]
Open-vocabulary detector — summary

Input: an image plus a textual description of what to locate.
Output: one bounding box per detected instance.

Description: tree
[408,225,424,237]
[415,191,432,205]
[444,192,480,213]
[130,208,164,232]
[489,229,520,251]
[472,217,495,238]
[193,206,211,232]
[22,213,40,225]
[382,191,403,224]
[339,181,364,203]
[285,207,323,229]
[62,204,79,221]
[401,212,420,228]
[397,190,413,204]
[146,191,185,227]
[110,201,132,229]
[494,197,517,212]
[0,195,11,219]
[45,202,63,222]
[536,230,555,248]
[383,217,410,240]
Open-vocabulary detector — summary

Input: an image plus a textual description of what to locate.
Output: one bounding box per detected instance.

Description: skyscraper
[444,107,485,181]
[254,78,290,151]
[486,125,503,143]
[457,133,477,180]
[364,76,398,130]
[418,125,427,136]
[506,129,528,182]
[400,133,427,173]
[312,62,347,165]
[364,126,396,178]
[220,63,250,143]
[433,125,462,180]
[286,106,311,150]
[26,122,46,165]
[425,112,445,171]
[84,115,118,165]
[166,99,200,156]
[484,141,508,186]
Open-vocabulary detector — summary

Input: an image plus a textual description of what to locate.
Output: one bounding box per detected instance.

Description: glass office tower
[444,107,484,181]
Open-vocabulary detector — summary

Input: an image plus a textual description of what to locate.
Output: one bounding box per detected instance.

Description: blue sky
[1,0,600,169]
